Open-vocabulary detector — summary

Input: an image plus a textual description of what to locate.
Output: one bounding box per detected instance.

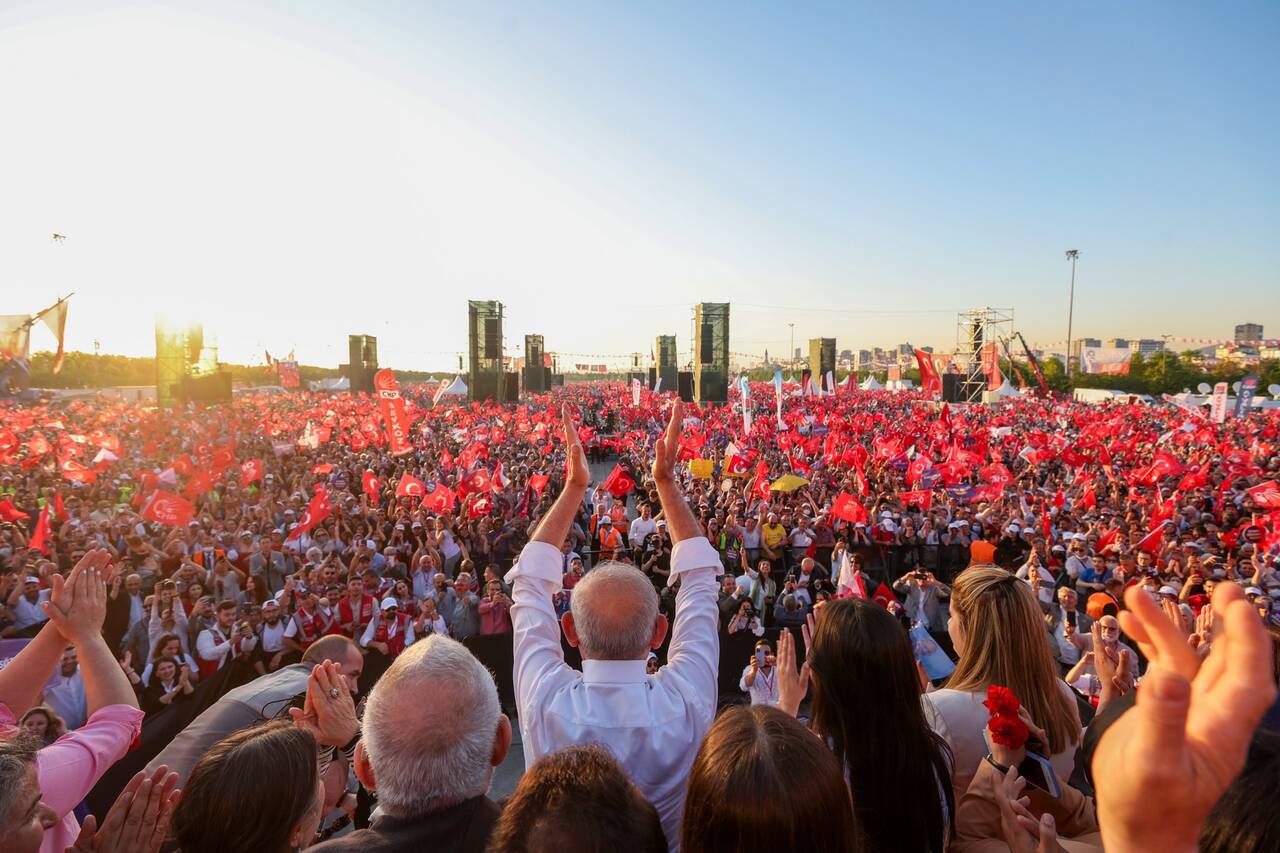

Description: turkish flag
[725,454,751,477]
[287,489,332,541]
[0,499,30,522]
[240,460,263,484]
[52,491,66,521]
[1053,488,1065,510]
[1136,524,1166,554]
[183,470,213,498]
[789,455,812,477]
[423,483,457,513]
[363,471,382,505]
[1095,526,1120,552]
[459,469,493,498]
[438,448,454,468]
[1079,485,1097,511]
[312,464,334,475]
[898,489,933,510]
[871,582,899,609]
[831,492,868,524]
[1247,481,1280,511]
[1178,467,1208,491]
[602,464,635,498]
[396,473,426,498]
[29,503,53,554]
[906,456,932,487]
[852,466,868,497]
[528,474,550,496]
[60,458,97,484]
[469,494,493,519]
[493,462,511,491]
[914,348,942,396]
[142,491,196,528]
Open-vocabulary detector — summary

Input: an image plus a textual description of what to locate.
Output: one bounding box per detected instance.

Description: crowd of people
[0,376,1279,851]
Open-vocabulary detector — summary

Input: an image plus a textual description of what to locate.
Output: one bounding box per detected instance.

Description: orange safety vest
[598,527,623,559]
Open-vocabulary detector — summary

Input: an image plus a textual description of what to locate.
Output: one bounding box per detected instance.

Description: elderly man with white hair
[505,401,720,850]
[308,634,511,853]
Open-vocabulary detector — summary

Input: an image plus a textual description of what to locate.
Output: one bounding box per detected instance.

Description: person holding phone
[739,640,779,707]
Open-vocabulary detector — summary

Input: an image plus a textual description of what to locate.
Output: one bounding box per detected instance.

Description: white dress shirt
[739,663,780,706]
[44,671,87,731]
[506,537,721,852]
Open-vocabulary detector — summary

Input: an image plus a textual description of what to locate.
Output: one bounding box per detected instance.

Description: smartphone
[1017,749,1061,798]
[755,648,767,666]
[1065,610,1077,628]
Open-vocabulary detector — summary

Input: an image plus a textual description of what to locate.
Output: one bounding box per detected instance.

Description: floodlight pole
[1064,250,1079,379]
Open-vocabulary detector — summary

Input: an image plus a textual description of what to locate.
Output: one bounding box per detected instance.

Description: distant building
[1216,344,1259,366]
[1260,345,1280,361]
[857,349,872,369]
[838,349,853,361]
[1235,323,1264,341]
[1103,338,1129,349]
[1134,339,1165,354]
[897,343,913,357]
[1071,338,1102,360]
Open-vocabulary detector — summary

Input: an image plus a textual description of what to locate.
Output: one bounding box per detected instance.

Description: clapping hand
[43,551,110,644]
[288,659,359,748]
[68,766,180,853]
[1093,582,1276,852]
[993,766,1059,853]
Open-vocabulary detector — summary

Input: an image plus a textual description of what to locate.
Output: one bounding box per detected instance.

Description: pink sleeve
[36,704,144,816]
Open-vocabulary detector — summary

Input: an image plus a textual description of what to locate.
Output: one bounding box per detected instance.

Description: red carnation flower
[988,714,1030,750]
[983,685,1021,718]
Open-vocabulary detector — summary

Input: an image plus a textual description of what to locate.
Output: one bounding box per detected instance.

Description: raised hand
[49,548,111,619]
[1094,583,1276,853]
[775,627,810,718]
[652,400,683,486]
[43,557,108,644]
[561,405,589,490]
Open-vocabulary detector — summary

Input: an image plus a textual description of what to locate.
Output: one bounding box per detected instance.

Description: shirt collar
[581,658,648,685]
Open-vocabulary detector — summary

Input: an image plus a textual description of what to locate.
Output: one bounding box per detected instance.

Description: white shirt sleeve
[196,629,232,663]
[403,619,415,646]
[653,537,722,725]
[505,542,579,721]
[360,618,377,648]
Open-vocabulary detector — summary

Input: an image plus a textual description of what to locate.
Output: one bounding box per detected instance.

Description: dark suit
[307,794,500,853]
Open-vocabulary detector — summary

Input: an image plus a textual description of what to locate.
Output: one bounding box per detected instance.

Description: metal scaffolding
[954,307,1014,403]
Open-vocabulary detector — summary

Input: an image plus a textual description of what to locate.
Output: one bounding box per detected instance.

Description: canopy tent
[858,376,883,391]
[993,380,1020,398]
[885,379,914,391]
[308,377,349,392]
[437,375,468,396]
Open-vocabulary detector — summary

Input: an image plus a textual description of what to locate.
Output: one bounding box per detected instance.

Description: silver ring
[328,687,340,699]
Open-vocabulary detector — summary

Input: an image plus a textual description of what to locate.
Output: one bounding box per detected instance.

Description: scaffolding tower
[954,307,1014,403]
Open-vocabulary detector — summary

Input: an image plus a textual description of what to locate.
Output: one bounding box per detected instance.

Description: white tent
[308,377,350,392]
[859,376,883,391]
[437,375,468,397]
[885,379,914,391]
[993,380,1020,398]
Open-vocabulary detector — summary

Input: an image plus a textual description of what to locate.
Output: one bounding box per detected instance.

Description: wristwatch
[984,753,1011,775]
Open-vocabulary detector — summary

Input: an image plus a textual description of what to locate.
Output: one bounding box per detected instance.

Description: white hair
[570,561,659,660]
[361,635,499,816]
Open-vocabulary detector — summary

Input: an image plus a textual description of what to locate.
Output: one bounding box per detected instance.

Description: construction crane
[1014,332,1050,397]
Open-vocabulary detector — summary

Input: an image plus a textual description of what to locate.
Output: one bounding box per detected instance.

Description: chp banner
[1210,382,1229,424]
[374,368,413,456]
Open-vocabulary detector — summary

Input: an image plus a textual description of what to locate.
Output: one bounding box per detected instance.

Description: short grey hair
[361,635,499,816]
[0,735,38,829]
[570,561,658,660]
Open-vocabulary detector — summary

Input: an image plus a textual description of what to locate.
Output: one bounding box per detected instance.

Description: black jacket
[307,794,501,853]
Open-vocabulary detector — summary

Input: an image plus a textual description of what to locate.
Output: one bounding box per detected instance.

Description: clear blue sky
[2,1,1277,369]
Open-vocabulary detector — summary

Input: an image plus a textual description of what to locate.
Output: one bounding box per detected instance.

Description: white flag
[631,378,641,406]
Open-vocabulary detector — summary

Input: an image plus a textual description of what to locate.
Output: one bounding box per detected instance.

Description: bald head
[569,562,660,660]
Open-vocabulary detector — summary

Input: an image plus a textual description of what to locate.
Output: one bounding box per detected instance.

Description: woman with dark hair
[171,720,323,853]
[140,657,194,717]
[779,596,954,853]
[682,704,860,853]
[485,744,665,853]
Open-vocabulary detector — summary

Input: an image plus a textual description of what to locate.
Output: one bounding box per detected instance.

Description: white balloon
[1269,384,1280,397]
[1197,383,1212,394]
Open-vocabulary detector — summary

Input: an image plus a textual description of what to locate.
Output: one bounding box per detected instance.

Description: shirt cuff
[669,537,722,584]
[505,542,565,588]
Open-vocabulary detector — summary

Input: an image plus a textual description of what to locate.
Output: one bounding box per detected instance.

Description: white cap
[1158,585,1179,597]
[1245,586,1264,597]
[381,596,399,609]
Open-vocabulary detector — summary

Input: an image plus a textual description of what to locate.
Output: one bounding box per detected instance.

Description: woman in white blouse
[922,565,1082,799]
